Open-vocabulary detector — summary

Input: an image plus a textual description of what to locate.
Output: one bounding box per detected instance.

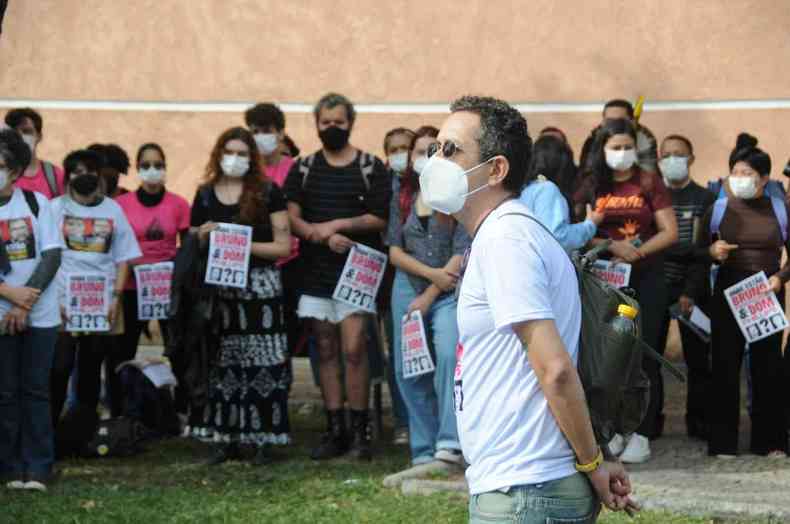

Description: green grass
[0,414,777,523]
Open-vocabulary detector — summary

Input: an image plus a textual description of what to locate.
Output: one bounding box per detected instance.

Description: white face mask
[729,176,758,199]
[658,156,689,183]
[0,169,9,189]
[22,133,37,153]
[412,155,429,175]
[605,148,637,171]
[139,167,165,184]
[254,133,279,155]
[419,155,493,214]
[221,154,250,178]
[388,152,408,174]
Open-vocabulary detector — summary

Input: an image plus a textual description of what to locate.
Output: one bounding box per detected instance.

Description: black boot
[310,409,348,460]
[204,443,239,466]
[347,409,372,461]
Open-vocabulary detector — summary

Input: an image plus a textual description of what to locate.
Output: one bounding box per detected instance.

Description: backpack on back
[298,151,376,191]
[503,212,684,451]
[41,161,60,198]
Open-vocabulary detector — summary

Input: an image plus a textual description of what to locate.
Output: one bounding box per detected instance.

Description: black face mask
[102,172,120,196]
[318,126,350,152]
[71,174,100,196]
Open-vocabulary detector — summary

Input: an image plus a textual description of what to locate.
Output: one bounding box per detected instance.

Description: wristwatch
[575,448,603,473]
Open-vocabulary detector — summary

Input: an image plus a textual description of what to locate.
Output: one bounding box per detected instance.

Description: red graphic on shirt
[455,343,464,379]
[617,220,641,242]
[0,217,36,261]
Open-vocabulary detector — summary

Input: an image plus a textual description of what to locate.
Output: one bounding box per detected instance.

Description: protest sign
[401,311,435,379]
[724,271,788,343]
[332,243,387,313]
[669,303,711,344]
[134,262,173,320]
[590,260,632,288]
[205,223,252,289]
[65,273,110,332]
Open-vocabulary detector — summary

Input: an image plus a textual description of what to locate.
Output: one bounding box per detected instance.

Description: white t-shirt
[0,189,64,327]
[51,195,142,304]
[455,199,582,495]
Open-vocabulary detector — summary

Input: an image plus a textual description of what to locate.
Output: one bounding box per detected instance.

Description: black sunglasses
[427,141,464,159]
[139,162,165,170]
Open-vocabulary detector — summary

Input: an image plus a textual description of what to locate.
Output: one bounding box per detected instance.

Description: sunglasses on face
[427,141,464,159]
[139,162,165,170]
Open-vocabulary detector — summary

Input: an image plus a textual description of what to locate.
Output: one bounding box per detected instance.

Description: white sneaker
[607,434,626,457]
[620,433,651,464]
[23,480,47,492]
[434,449,464,466]
[5,480,25,490]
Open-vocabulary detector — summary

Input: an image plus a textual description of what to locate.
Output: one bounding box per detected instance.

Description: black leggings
[632,263,669,439]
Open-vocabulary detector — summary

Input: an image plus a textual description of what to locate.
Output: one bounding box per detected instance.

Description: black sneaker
[251,445,274,466]
[204,443,240,466]
[310,432,348,460]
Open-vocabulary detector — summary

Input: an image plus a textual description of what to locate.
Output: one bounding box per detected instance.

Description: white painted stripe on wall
[0,98,789,114]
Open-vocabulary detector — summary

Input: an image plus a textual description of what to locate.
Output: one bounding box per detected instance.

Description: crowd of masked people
[2,94,790,493]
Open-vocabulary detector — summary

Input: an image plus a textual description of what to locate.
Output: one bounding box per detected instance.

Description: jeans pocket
[545,510,597,524]
[469,491,517,522]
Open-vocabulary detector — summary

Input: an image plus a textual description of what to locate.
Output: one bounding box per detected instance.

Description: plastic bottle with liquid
[610,304,638,336]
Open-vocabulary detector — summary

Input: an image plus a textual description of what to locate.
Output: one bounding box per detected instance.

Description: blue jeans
[391,270,460,464]
[0,327,59,479]
[468,473,599,523]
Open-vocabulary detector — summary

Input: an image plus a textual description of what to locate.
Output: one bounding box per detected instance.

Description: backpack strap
[41,161,60,198]
[299,154,317,189]
[22,189,39,218]
[770,195,788,243]
[709,197,728,238]
[358,152,375,193]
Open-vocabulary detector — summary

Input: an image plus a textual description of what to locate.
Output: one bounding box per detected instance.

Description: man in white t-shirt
[418,96,638,523]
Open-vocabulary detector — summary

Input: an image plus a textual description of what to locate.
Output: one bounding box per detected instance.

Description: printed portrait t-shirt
[14,162,66,200]
[51,195,142,304]
[116,190,191,289]
[455,199,581,495]
[0,189,64,327]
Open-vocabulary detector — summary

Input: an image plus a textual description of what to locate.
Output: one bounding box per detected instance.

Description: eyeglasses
[427,141,463,159]
[139,162,165,170]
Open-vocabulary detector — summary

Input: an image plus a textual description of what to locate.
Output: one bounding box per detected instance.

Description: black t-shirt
[664,181,715,287]
[283,150,391,298]
[190,182,287,267]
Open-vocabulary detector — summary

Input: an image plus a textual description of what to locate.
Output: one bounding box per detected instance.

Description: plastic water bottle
[610,304,638,336]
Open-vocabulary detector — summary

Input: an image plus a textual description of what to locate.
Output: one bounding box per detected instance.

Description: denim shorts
[468,472,599,523]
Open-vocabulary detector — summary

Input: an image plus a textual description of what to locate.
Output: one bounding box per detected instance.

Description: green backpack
[503,213,685,452]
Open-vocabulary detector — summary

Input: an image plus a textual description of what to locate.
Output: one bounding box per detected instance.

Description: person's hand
[108,297,121,327]
[60,305,68,324]
[2,306,29,335]
[609,240,644,264]
[769,275,783,294]
[585,204,605,226]
[679,294,695,315]
[407,292,435,318]
[198,222,218,243]
[2,285,40,310]
[429,267,459,292]
[709,240,738,263]
[586,461,640,514]
[327,234,354,254]
[312,220,342,243]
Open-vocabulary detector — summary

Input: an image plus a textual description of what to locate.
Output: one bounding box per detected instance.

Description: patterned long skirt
[203,265,291,446]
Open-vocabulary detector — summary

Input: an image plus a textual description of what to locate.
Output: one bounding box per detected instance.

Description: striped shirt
[283,150,391,298]
[664,181,715,289]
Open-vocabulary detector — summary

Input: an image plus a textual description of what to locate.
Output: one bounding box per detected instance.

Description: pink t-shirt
[261,156,299,266]
[14,162,66,200]
[116,190,191,289]
[262,155,295,187]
